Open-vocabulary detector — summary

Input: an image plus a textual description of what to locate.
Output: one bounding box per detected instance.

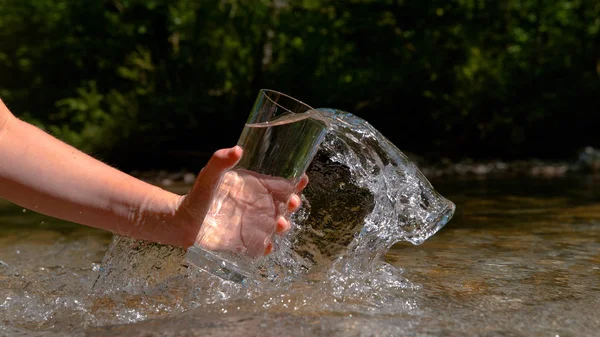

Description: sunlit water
[1,112,599,336]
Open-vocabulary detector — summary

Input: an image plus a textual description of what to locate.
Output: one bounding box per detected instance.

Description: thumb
[199,146,243,181]
[182,146,243,215]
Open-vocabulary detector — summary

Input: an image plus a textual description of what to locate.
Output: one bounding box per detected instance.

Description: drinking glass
[186,89,329,283]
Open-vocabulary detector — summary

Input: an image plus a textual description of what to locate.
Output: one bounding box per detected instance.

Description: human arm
[0,99,303,253]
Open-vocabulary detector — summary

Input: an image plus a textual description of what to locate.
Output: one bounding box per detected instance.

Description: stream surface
[1,174,598,337]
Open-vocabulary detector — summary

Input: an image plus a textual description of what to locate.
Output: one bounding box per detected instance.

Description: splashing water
[261,109,455,281]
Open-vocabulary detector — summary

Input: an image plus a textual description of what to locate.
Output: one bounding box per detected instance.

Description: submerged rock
[288,151,375,268]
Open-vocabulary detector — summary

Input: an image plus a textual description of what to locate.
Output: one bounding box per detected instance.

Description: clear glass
[185,89,329,283]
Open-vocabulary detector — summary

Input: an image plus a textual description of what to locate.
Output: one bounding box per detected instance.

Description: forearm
[0,106,189,246]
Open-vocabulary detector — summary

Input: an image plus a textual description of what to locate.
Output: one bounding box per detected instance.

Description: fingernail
[228,146,242,157]
[264,242,273,255]
[275,217,287,233]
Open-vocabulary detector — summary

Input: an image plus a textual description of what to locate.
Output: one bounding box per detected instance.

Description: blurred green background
[1,0,598,171]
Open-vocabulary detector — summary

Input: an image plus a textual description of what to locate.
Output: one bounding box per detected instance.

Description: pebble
[183,173,196,184]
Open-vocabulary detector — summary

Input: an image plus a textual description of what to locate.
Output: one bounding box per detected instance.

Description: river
[1,174,598,336]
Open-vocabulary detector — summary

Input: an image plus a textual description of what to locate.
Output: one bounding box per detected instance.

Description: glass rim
[259,89,315,114]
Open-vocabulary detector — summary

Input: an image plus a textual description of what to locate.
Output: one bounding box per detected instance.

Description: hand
[174,146,308,256]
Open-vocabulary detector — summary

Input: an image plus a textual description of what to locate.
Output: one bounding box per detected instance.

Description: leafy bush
[1,0,598,168]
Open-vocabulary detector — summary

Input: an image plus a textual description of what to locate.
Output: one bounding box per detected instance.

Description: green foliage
[50,81,139,155]
[0,0,598,167]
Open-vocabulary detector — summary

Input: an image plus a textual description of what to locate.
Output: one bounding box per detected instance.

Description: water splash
[320,109,454,245]
[255,108,455,285]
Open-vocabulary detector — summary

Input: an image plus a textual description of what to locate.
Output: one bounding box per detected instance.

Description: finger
[287,194,302,213]
[295,174,309,192]
[184,146,243,206]
[204,146,243,177]
[275,216,291,234]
